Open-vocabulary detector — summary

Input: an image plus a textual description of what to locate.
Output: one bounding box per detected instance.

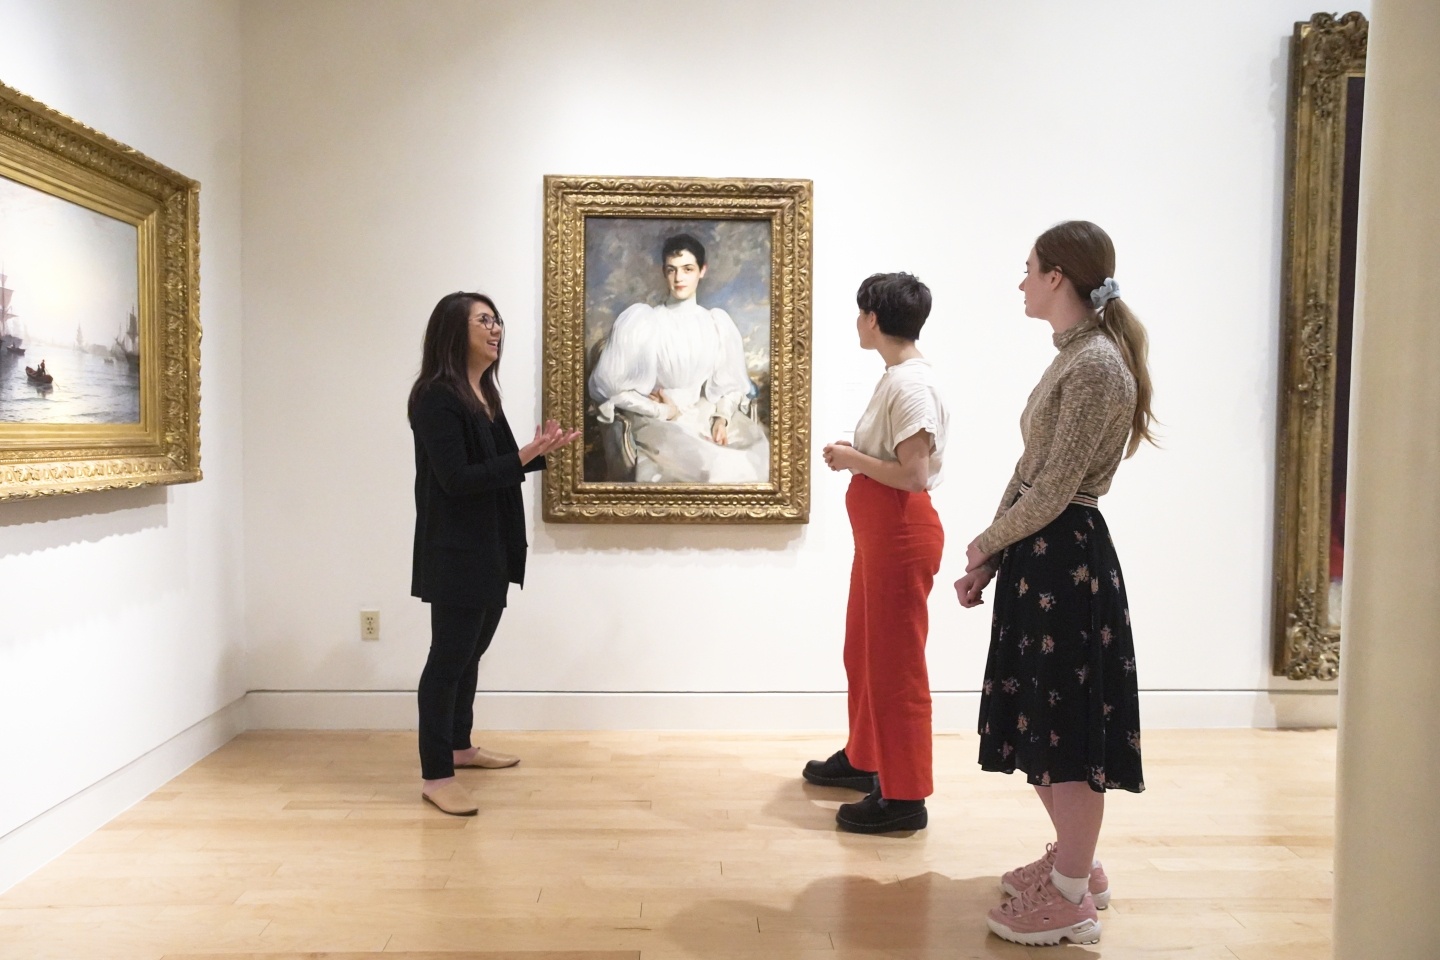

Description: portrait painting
[0,81,200,500]
[583,218,772,486]
[542,176,811,523]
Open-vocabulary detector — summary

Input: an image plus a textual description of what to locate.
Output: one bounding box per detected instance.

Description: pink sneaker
[1000,843,1111,909]
[987,877,1101,946]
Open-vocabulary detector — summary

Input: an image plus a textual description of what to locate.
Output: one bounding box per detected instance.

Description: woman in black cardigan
[408,291,578,816]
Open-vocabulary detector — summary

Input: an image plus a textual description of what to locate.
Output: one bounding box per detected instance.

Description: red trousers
[844,474,945,800]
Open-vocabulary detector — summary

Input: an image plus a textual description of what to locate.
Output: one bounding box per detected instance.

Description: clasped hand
[822,439,858,472]
[819,439,997,608]
[520,419,581,465]
[953,539,996,608]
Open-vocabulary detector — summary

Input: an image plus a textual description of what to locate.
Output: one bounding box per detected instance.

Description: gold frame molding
[0,81,200,501]
[542,175,812,523]
[1273,12,1367,679]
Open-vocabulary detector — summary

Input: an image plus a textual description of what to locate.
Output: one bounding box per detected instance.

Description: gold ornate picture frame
[0,81,200,500]
[1273,12,1367,679]
[542,175,811,524]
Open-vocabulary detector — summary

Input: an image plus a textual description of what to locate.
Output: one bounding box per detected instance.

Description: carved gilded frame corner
[0,81,200,500]
[542,175,812,523]
[1273,13,1367,679]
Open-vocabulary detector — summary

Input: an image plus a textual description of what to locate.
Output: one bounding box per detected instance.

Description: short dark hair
[661,233,707,268]
[856,272,931,340]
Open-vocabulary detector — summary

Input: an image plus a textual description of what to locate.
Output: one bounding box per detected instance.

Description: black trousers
[417,603,503,780]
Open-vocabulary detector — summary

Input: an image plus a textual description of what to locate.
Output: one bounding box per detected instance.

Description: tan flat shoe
[422,781,478,816]
[456,745,520,769]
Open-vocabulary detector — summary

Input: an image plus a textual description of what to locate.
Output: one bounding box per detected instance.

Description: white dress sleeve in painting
[703,307,750,423]
[588,303,666,422]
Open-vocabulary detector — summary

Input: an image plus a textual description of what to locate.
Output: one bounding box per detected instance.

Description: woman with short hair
[807,272,949,834]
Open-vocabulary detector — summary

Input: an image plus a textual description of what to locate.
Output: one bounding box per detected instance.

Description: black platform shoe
[802,749,878,791]
[835,787,927,834]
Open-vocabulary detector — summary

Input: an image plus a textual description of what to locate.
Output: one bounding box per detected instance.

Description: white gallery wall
[241,0,1359,729]
[0,0,246,889]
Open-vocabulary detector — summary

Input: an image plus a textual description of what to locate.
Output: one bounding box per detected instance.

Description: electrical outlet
[360,609,380,641]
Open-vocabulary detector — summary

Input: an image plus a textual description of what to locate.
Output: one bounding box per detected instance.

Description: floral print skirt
[977,503,1144,794]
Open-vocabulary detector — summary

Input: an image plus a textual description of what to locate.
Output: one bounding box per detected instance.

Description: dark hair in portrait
[661,233,707,268]
[856,272,932,340]
[407,291,502,422]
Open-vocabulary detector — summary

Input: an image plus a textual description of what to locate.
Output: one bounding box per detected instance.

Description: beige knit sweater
[974,319,1137,557]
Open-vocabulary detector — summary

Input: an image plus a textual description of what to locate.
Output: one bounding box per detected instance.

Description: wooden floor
[0,729,1335,959]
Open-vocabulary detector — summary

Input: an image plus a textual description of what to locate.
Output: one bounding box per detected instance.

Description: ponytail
[1097,298,1155,458]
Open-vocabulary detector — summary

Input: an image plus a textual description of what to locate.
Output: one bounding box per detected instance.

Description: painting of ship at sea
[0,270,26,356]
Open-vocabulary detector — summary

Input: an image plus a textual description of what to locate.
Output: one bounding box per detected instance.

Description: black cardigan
[409,383,545,608]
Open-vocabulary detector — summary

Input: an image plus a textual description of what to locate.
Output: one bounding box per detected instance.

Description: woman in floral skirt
[954,220,1155,946]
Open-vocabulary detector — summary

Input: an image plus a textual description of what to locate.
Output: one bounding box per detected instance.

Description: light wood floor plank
[160,954,638,960]
[0,729,1336,959]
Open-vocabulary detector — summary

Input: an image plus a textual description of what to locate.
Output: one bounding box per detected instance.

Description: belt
[1018,481,1098,508]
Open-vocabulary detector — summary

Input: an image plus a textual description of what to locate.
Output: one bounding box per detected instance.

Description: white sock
[1050,867,1088,904]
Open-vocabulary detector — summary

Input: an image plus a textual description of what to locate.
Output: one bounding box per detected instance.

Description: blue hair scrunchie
[1089,277,1121,309]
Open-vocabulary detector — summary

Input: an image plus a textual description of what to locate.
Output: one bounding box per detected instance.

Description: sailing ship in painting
[0,270,25,357]
[70,307,139,367]
[1,269,49,390]
[0,267,141,422]
[113,308,139,368]
[66,304,139,367]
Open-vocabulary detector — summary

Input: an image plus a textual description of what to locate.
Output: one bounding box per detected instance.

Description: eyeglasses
[471,314,504,330]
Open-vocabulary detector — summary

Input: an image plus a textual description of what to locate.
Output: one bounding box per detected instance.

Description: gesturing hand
[822,439,856,472]
[520,419,582,465]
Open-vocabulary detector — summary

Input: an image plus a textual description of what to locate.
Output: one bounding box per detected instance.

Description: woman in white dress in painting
[587,233,770,483]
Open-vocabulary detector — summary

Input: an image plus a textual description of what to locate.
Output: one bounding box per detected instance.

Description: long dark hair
[1034,221,1156,458]
[407,291,502,423]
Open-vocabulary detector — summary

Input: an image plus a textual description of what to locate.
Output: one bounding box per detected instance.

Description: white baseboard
[0,696,248,896]
[245,689,1337,732]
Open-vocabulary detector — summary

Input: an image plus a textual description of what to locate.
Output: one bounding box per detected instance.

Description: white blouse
[852,357,949,490]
